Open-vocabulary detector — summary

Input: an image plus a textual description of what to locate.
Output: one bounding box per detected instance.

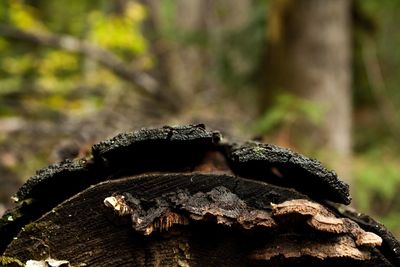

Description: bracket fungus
[0,124,399,266]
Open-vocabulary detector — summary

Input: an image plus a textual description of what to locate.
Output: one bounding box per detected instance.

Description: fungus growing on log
[271,199,382,246]
[103,186,278,234]
[1,124,399,266]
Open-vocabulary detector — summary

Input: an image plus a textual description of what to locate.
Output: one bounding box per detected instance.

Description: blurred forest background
[0,0,400,237]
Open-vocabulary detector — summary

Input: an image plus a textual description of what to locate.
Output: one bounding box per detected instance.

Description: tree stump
[1,125,399,266]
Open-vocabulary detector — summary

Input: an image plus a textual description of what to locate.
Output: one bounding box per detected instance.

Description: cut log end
[1,124,398,266]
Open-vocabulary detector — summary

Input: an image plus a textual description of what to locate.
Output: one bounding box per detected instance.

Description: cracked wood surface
[1,124,399,266]
[2,174,389,266]
[0,124,353,255]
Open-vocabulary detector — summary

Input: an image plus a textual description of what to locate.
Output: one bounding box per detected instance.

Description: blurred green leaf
[354,151,400,209]
[88,3,148,56]
[253,93,324,135]
[9,0,46,30]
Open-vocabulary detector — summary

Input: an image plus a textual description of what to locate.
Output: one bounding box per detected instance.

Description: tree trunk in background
[142,0,251,110]
[140,0,208,109]
[264,0,353,184]
[167,0,208,101]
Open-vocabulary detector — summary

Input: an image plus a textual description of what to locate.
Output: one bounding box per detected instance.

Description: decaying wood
[1,173,306,266]
[1,124,399,266]
[103,186,277,235]
[1,174,386,266]
[271,199,382,246]
[251,235,370,261]
[227,142,351,204]
[338,206,400,266]
[14,125,221,202]
[0,125,221,253]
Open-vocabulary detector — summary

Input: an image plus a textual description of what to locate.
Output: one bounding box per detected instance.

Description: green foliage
[156,0,268,89]
[252,93,324,135]
[353,0,400,133]
[88,2,148,56]
[159,0,177,37]
[353,150,400,236]
[0,0,149,119]
[157,0,208,46]
[354,152,400,210]
[39,0,94,35]
[8,0,46,30]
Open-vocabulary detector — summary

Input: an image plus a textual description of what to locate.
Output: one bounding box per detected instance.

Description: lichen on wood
[0,256,24,266]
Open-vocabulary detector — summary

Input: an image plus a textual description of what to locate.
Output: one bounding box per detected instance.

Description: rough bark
[1,174,387,266]
[0,125,398,266]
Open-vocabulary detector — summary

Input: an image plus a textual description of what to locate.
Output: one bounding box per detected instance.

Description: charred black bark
[1,124,398,266]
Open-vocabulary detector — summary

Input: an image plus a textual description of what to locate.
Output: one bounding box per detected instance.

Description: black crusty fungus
[1,124,398,266]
